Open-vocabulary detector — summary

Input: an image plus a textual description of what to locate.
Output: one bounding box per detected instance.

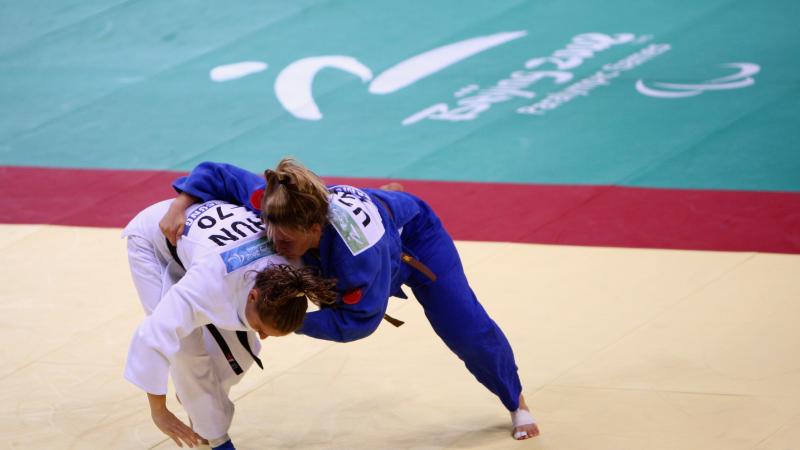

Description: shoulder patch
[249,189,264,211]
[342,288,362,305]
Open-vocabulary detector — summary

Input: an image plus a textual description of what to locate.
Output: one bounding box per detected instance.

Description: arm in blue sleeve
[297,238,392,342]
[173,162,264,211]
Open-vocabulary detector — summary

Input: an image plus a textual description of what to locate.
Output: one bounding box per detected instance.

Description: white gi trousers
[124,200,259,441]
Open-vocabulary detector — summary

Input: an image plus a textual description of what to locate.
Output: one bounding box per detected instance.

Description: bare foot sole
[379,182,404,192]
[511,408,540,440]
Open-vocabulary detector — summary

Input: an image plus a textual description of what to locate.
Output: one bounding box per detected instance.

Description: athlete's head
[261,158,329,259]
[244,264,336,338]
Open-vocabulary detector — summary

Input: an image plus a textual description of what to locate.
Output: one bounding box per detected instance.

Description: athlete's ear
[248,288,259,303]
[308,223,323,244]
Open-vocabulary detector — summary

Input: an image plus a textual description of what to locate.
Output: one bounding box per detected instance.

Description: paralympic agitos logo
[635,63,761,98]
[210,31,760,125]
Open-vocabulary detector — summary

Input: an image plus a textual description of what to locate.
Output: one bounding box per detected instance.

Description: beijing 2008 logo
[209,31,760,125]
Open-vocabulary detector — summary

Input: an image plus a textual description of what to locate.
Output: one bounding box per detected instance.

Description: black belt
[166,238,263,374]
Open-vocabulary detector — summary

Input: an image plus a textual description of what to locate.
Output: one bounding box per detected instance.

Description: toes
[512,424,540,440]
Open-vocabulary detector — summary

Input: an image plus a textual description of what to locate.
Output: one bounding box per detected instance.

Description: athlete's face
[268,223,322,259]
[244,289,290,340]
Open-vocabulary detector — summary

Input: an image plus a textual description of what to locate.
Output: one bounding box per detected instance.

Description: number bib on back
[183,201,274,272]
[328,186,385,256]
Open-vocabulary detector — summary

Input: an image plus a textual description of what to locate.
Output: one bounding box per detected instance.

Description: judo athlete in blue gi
[159,158,539,440]
[125,199,336,449]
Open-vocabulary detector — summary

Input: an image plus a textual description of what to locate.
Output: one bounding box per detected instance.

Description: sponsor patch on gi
[328,187,384,256]
[220,237,275,273]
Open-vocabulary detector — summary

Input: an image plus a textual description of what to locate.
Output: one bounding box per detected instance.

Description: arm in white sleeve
[124,264,219,394]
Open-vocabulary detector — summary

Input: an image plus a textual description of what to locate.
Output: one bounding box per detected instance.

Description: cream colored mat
[1,224,798,450]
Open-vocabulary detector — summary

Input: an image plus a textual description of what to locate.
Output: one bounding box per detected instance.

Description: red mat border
[2,166,799,254]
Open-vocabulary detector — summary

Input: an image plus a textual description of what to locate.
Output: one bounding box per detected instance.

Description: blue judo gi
[173,162,523,411]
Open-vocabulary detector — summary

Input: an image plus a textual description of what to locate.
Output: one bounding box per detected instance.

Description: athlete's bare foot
[379,182,404,192]
[511,394,540,440]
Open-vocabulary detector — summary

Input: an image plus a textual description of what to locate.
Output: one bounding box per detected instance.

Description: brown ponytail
[251,264,337,334]
[262,158,329,230]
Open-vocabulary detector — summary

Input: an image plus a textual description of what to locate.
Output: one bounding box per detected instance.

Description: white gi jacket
[123,199,290,397]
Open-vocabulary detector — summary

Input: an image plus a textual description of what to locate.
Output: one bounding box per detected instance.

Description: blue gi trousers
[405,207,522,411]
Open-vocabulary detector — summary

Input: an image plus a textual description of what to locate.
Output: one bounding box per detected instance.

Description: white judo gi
[123,199,291,441]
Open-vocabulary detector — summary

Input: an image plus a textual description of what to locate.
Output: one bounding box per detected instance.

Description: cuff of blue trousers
[211,439,235,450]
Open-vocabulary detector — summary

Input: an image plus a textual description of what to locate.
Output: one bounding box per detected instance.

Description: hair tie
[294,291,305,298]
[264,170,291,189]
[277,175,295,188]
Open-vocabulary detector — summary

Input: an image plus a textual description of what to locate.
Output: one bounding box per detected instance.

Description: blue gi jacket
[174,162,426,342]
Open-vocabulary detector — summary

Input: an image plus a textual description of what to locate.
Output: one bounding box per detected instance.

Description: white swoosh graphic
[210,61,268,82]
[646,78,755,91]
[713,63,760,83]
[635,80,703,98]
[275,56,373,120]
[368,31,528,95]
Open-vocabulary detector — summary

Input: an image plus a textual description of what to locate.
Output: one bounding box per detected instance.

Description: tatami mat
[1,224,797,449]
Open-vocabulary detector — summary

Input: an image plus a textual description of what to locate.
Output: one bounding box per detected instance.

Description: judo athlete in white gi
[123,199,336,449]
